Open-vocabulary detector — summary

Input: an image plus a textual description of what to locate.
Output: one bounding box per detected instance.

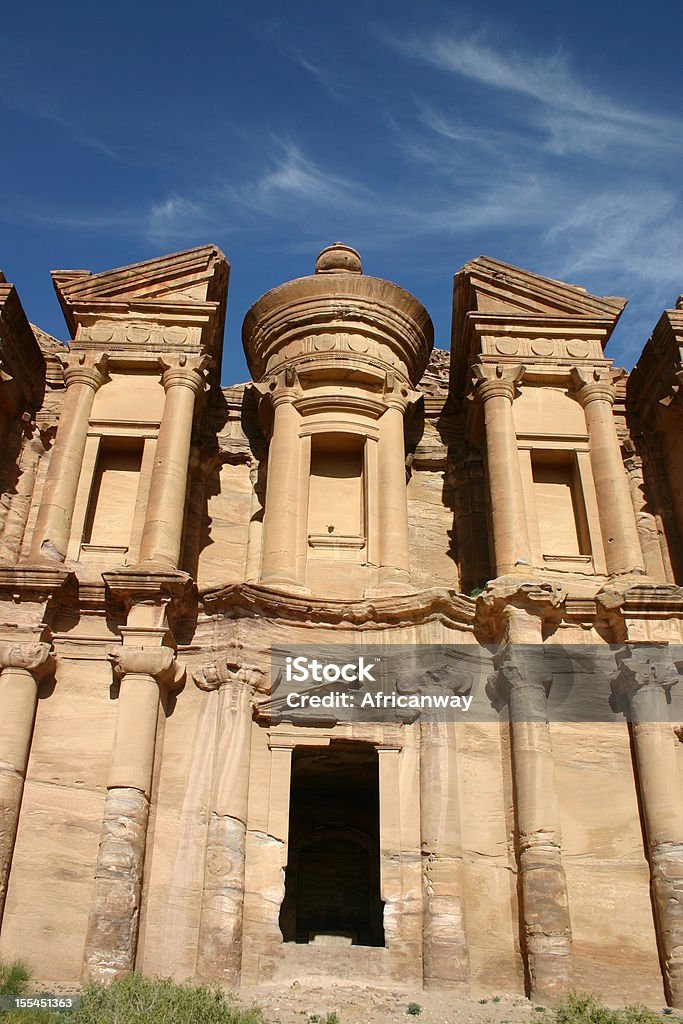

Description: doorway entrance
[279,740,385,947]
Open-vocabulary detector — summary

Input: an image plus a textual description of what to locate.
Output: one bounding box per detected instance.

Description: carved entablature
[628,308,683,430]
[473,316,614,371]
[51,246,229,381]
[242,243,433,387]
[451,256,626,399]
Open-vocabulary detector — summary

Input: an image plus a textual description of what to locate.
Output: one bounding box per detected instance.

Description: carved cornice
[200,582,476,630]
[0,565,74,605]
[596,582,683,616]
[102,567,193,616]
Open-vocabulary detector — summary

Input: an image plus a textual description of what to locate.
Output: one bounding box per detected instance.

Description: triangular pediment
[453,256,626,320]
[52,245,229,334]
[449,257,627,399]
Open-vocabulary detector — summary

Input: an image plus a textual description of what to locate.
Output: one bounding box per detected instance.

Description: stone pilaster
[420,718,469,988]
[138,356,208,570]
[82,640,185,981]
[472,364,532,576]
[0,638,54,925]
[28,355,108,562]
[612,644,683,1008]
[193,649,262,984]
[572,367,645,576]
[481,581,572,1003]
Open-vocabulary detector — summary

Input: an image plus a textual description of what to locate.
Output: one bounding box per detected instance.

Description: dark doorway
[279,740,385,947]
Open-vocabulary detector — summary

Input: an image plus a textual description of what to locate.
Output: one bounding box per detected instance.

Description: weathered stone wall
[1,246,683,1008]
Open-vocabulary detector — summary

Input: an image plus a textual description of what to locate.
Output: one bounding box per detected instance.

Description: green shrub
[549,993,664,1024]
[406,1003,422,1016]
[0,970,267,1024]
[70,975,265,1024]
[0,961,31,997]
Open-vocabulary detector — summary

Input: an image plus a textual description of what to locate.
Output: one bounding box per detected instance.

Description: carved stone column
[82,640,185,981]
[28,356,108,562]
[572,368,645,576]
[260,385,303,589]
[375,391,412,593]
[480,581,572,1003]
[193,650,261,984]
[0,431,46,563]
[420,718,469,988]
[0,639,53,925]
[138,357,208,569]
[473,364,532,576]
[245,459,266,584]
[612,644,683,1008]
[489,644,572,1003]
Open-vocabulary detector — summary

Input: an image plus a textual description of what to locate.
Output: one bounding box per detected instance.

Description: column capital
[571,366,621,407]
[253,368,302,409]
[611,643,678,702]
[63,353,109,392]
[487,643,552,713]
[0,640,54,677]
[159,354,210,395]
[193,641,267,693]
[109,645,185,690]
[472,363,525,404]
[476,578,567,642]
[382,372,421,412]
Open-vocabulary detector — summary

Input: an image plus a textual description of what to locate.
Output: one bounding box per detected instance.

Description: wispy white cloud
[230,140,371,213]
[257,19,352,101]
[374,27,683,310]
[386,31,683,162]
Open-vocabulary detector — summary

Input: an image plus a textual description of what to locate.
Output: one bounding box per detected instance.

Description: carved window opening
[307,433,366,553]
[531,450,591,562]
[279,741,385,947]
[82,438,143,553]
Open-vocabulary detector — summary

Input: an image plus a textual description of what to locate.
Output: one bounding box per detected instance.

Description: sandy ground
[238,985,543,1024]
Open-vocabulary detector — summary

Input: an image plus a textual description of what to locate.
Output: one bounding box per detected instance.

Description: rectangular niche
[81,438,144,555]
[531,450,591,563]
[307,432,366,558]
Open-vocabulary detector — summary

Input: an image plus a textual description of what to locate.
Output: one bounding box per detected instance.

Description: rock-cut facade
[1,243,683,1004]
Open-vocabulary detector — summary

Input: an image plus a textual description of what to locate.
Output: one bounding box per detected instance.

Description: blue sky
[2,1,682,384]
